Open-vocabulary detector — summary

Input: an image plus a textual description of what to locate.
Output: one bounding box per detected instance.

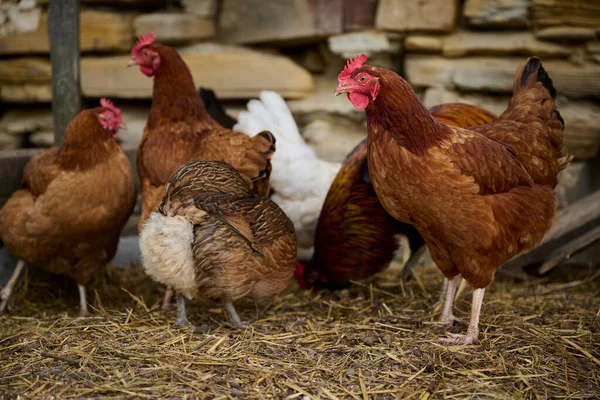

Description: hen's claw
[224,302,245,327]
[439,333,477,345]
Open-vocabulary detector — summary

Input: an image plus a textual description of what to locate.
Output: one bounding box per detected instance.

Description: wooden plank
[538,226,600,273]
[314,0,344,34]
[48,0,82,145]
[502,190,600,273]
[0,11,135,55]
[343,0,378,31]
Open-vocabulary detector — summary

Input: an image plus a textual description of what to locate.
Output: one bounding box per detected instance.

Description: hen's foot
[172,293,193,328]
[172,317,193,329]
[224,302,246,327]
[437,313,461,326]
[438,333,477,345]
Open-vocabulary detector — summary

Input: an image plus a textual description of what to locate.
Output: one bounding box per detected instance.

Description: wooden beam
[48,0,82,145]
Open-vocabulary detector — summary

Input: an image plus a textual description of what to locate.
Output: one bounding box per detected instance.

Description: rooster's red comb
[100,98,121,115]
[131,32,156,56]
[338,54,368,82]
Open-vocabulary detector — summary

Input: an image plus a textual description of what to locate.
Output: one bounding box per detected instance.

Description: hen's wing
[444,128,535,196]
[22,147,62,195]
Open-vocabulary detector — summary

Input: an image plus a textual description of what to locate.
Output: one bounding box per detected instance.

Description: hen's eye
[143,50,148,56]
[358,75,368,83]
[107,114,113,120]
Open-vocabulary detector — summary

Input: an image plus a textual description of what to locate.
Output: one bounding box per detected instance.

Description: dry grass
[1,263,599,399]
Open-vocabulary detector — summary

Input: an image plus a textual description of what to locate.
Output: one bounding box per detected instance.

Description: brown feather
[159,161,296,302]
[301,103,498,290]
[137,44,275,232]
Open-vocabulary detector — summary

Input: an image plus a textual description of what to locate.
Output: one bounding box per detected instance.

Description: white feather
[139,213,198,299]
[234,91,342,259]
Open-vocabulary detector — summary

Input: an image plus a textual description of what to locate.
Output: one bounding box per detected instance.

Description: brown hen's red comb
[338,54,368,82]
[100,98,121,115]
[131,32,156,56]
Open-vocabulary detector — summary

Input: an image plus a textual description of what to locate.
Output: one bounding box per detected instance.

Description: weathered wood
[538,226,600,274]
[48,0,81,145]
[344,0,378,31]
[502,190,600,273]
[0,145,140,206]
[0,11,135,55]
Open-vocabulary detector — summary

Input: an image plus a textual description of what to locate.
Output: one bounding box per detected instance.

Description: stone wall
[0,0,599,163]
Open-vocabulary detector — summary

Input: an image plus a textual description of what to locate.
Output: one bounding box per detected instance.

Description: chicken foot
[78,284,89,317]
[440,288,485,345]
[224,302,245,327]
[438,275,462,324]
[0,260,25,314]
[162,287,173,311]
[172,293,192,328]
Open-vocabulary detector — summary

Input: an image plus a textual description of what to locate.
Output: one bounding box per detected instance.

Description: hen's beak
[127,57,138,67]
[120,121,127,130]
[334,83,350,96]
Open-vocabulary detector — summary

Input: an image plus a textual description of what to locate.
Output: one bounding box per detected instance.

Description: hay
[1,263,599,399]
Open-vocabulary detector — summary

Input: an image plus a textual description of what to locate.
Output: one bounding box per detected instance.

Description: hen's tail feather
[515,57,564,130]
[198,88,237,129]
[248,130,276,197]
[253,130,277,158]
[235,91,312,153]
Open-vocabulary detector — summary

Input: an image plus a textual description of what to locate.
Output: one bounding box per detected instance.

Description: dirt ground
[1,262,599,399]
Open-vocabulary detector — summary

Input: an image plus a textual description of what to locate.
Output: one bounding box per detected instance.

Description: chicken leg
[398,245,426,280]
[162,286,173,311]
[78,284,89,317]
[0,260,25,314]
[438,274,462,324]
[224,302,244,327]
[440,288,485,345]
[433,277,449,308]
[172,293,192,328]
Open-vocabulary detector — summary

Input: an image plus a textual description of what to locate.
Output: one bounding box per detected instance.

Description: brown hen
[0,99,136,315]
[140,161,297,327]
[129,33,276,309]
[336,55,570,344]
[129,33,276,232]
[297,103,498,291]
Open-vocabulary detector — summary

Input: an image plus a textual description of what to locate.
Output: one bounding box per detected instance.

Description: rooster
[128,33,276,310]
[336,54,570,344]
[0,99,136,316]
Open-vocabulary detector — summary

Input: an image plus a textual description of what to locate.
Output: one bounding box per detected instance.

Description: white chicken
[234,91,341,260]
